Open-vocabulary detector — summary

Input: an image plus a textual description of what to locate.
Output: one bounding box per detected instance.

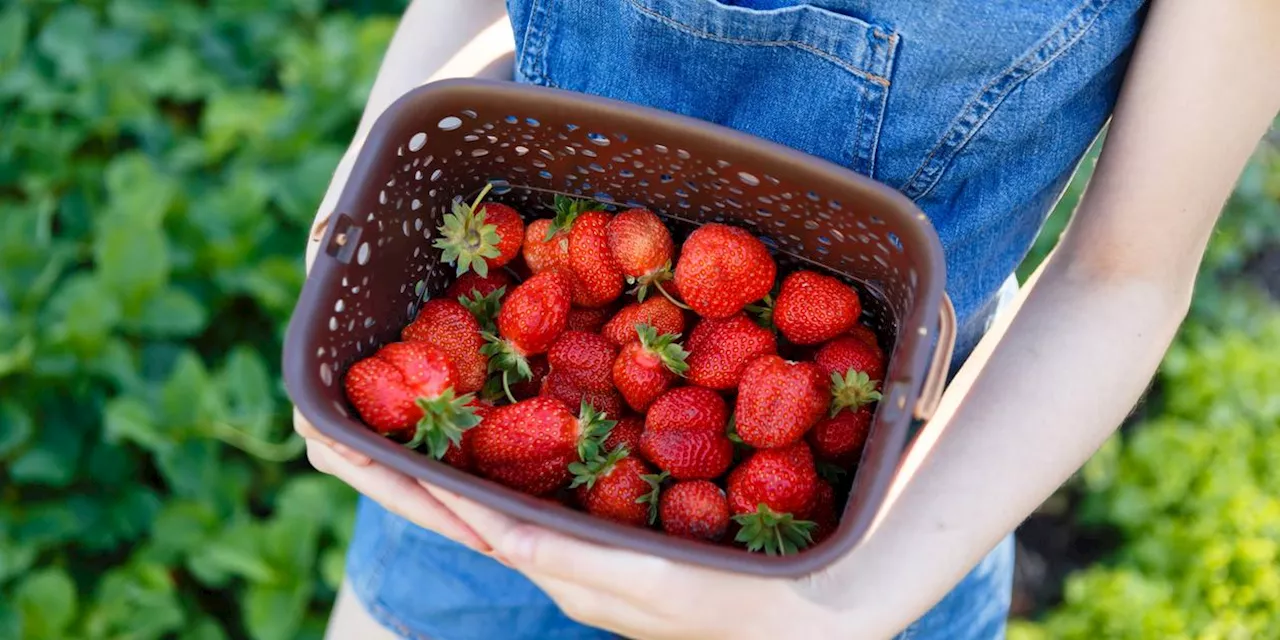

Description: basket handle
[913,294,956,421]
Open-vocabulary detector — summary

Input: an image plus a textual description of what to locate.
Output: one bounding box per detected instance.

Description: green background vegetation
[1,1,1277,638]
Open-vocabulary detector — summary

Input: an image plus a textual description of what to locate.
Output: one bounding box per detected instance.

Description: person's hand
[427,488,884,640]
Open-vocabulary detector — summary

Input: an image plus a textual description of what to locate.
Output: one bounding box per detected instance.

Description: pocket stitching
[898,0,1115,201]
[625,0,890,86]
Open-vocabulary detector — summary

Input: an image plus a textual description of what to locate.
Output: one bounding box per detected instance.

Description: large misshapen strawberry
[606,208,680,304]
[673,223,776,319]
[727,442,819,555]
[639,387,733,480]
[602,297,685,347]
[547,330,617,394]
[685,313,778,390]
[541,369,626,418]
[524,195,598,274]
[401,299,488,395]
[343,341,481,459]
[612,324,689,412]
[735,355,830,448]
[570,446,656,527]
[471,397,615,496]
[568,211,625,308]
[772,270,862,345]
[434,184,524,277]
[483,269,573,401]
[659,479,731,542]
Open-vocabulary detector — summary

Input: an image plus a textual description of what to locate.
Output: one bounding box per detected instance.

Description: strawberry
[524,195,597,274]
[685,314,777,390]
[644,387,728,435]
[568,211,624,307]
[735,355,829,448]
[601,298,685,347]
[659,480,731,542]
[808,480,840,545]
[547,331,617,393]
[846,324,880,350]
[564,305,614,333]
[434,184,524,277]
[570,446,656,527]
[612,324,689,412]
[808,405,872,465]
[471,397,615,495]
[343,342,481,459]
[727,442,819,555]
[673,223,776,319]
[640,428,733,481]
[541,370,626,417]
[606,208,677,302]
[483,269,573,400]
[602,415,644,454]
[401,299,488,394]
[772,270,862,345]
[815,336,885,414]
[446,270,513,301]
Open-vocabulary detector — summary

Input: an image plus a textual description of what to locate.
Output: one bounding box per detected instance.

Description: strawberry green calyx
[733,504,817,556]
[629,261,687,310]
[829,369,882,416]
[406,389,482,459]
[635,323,690,376]
[636,470,670,525]
[434,183,500,277]
[745,294,775,330]
[575,402,618,462]
[544,194,600,241]
[459,286,505,332]
[568,444,630,490]
[480,332,533,403]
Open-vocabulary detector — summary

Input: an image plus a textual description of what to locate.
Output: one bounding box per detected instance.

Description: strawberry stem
[501,370,516,404]
[480,332,532,405]
[653,280,691,310]
[637,470,670,525]
[575,402,618,461]
[829,369,882,416]
[434,183,503,277]
[569,444,630,490]
[406,389,482,459]
[468,182,495,215]
[635,323,690,376]
[732,504,816,556]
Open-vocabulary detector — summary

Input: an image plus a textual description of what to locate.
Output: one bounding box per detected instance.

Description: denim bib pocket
[518,0,899,178]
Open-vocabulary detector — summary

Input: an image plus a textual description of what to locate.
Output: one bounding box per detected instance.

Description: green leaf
[0,530,37,585]
[220,346,275,439]
[160,350,221,430]
[95,223,170,303]
[82,561,184,640]
[14,568,78,639]
[104,396,170,454]
[150,501,217,561]
[0,401,34,459]
[180,618,229,640]
[189,521,276,585]
[9,411,82,487]
[0,7,29,70]
[103,151,177,228]
[131,286,208,337]
[320,547,346,591]
[244,581,310,640]
[35,6,97,80]
[42,274,122,354]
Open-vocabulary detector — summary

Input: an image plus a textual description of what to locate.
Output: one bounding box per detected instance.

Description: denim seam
[519,0,551,84]
[897,0,1114,201]
[624,0,891,86]
[862,33,898,178]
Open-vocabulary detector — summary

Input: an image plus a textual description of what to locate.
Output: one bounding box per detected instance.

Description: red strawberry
[547,331,617,393]
[685,314,777,390]
[640,428,733,481]
[660,480,731,542]
[570,447,657,527]
[602,415,644,453]
[808,480,840,545]
[524,195,597,274]
[815,336,885,414]
[644,387,727,435]
[606,208,676,301]
[485,269,573,400]
[506,356,548,401]
[727,442,819,555]
[541,370,626,418]
[471,397,614,495]
[401,299,488,394]
[602,298,685,347]
[446,270,513,301]
[612,324,689,412]
[673,223,776,319]
[735,356,829,448]
[846,324,880,350]
[343,342,480,459]
[568,211,624,307]
[565,305,614,333]
[434,185,524,277]
[772,271,861,345]
[808,405,872,465]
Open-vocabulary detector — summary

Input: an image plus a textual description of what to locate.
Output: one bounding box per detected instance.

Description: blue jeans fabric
[346,1,1149,637]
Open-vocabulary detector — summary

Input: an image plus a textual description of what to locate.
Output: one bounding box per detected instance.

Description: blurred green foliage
[0,1,406,638]
[1011,140,1280,638]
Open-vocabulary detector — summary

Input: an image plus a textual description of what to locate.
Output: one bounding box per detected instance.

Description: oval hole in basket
[587,132,610,146]
[887,232,904,252]
[738,171,760,186]
[487,178,512,194]
[438,116,462,131]
[408,132,427,151]
[505,115,519,124]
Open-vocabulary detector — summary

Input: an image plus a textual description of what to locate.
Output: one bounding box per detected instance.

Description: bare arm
[833,0,1280,633]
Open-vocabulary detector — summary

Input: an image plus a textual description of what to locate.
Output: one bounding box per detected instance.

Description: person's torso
[507,0,1147,363]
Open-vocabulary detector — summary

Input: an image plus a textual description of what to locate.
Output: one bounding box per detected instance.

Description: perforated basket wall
[284,79,952,577]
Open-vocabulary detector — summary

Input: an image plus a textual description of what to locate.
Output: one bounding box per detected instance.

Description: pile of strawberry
[343,186,886,555]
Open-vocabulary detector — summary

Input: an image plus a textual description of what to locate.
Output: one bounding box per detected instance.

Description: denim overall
[345,1,1147,637]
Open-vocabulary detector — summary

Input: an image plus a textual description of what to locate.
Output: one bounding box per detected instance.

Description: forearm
[828,0,1280,635]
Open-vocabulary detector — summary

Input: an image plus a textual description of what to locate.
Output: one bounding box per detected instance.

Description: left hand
[426,484,883,640]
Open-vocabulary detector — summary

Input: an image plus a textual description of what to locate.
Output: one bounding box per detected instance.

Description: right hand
[293,160,491,553]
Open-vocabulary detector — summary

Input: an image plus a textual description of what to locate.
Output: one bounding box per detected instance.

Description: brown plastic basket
[284,78,954,577]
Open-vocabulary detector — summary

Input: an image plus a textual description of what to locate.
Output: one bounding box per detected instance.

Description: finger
[431,489,671,599]
[293,408,371,466]
[523,574,661,639]
[314,446,491,553]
